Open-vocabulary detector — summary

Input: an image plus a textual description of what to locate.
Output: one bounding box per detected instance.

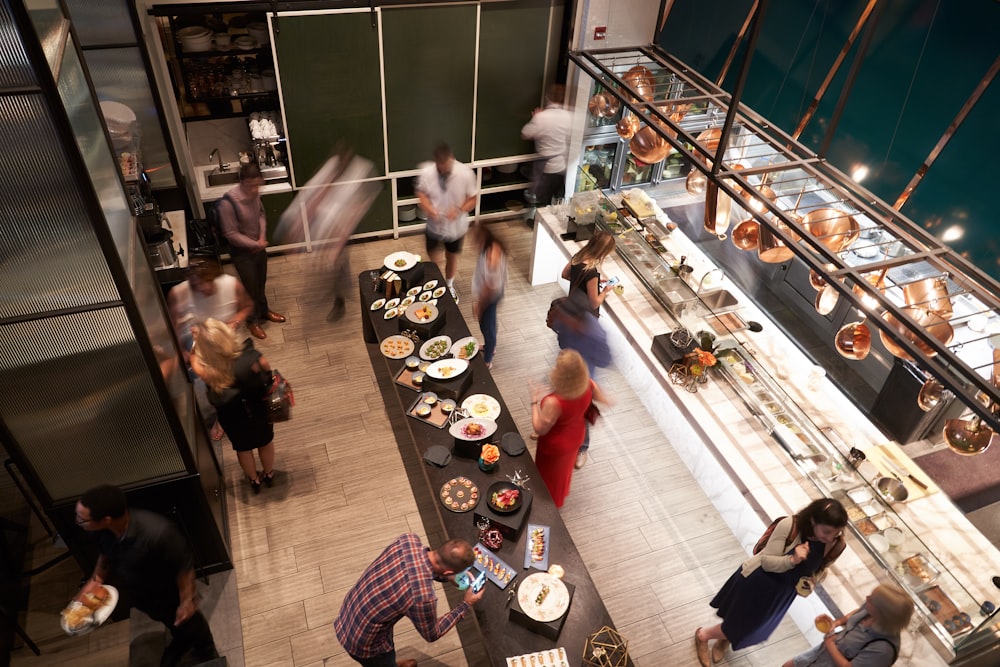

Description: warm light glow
[851,165,869,182]
[940,225,964,243]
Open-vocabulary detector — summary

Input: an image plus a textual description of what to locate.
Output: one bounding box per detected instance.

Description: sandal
[249,476,262,494]
[262,471,275,488]
[694,628,710,667]
[210,422,224,441]
[712,638,729,663]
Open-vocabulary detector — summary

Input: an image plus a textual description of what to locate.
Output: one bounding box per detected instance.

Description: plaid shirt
[334,534,470,658]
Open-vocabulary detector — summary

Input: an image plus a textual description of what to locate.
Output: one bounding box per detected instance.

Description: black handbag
[264,369,294,423]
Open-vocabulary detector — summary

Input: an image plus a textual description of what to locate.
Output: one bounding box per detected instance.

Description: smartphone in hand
[471,570,487,593]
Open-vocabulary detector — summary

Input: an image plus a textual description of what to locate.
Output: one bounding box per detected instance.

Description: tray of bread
[61,584,118,636]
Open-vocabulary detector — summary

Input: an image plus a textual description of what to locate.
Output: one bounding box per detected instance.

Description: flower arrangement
[687,347,717,376]
[481,444,500,465]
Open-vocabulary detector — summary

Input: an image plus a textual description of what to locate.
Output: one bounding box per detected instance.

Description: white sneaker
[575,451,588,469]
[449,286,460,303]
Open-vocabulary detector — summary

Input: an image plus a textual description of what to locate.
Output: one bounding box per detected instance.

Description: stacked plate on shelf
[177,26,213,52]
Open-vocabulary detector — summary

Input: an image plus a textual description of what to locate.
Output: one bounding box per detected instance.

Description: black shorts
[425,231,464,254]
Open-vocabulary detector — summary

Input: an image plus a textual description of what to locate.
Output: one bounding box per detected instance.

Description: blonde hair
[193,318,241,392]
[868,583,913,635]
[549,349,591,399]
[570,229,616,271]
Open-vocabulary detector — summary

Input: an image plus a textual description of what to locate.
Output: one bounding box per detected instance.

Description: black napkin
[423,445,452,467]
[501,432,526,456]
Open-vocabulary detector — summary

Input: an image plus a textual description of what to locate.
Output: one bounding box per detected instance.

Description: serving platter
[61,585,119,636]
[517,572,570,622]
[487,481,523,514]
[404,302,439,324]
[440,476,479,512]
[384,251,418,271]
[449,417,497,441]
[524,524,550,570]
[451,336,479,361]
[462,394,501,421]
[473,543,516,588]
[370,298,385,310]
[426,358,468,380]
[407,392,450,428]
[380,335,414,359]
[420,335,452,361]
[432,286,448,299]
[506,648,568,667]
[383,307,399,320]
[423,279,439,291]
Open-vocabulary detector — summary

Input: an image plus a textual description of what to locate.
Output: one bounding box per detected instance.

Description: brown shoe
[248,323,267,339]
[712,638,729,663]
[694,628,710,667]
[265,311,286,323]
[396,660,417,667]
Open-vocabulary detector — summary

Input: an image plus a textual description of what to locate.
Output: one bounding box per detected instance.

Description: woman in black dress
[695,499,848,666]
[560,229,617,317]
[191,318,276,493]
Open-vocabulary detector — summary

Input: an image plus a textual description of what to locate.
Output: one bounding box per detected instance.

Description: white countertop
[193,163,293,202]
[532,202,1000,665]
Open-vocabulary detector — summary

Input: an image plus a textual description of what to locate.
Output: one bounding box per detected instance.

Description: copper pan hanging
[587,92,620,119]
[902,275,953,318]
[622,65,655,101]
[629,125,671,164]
[731,219,760,251]
[942,415,993,456]
[815,283,840,315]
[685,169,708,196]
[809,263,836,291]
[800,208,861,253]
[879,306,955,360]
[616,114,640,139]
[704,181,733,236]
[835,321,872,360]
[757,222,795,263]
[917,378,949,411]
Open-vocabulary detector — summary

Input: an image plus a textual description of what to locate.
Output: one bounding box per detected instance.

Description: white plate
[400,296,415,308]
[449,417,498,441]
[370,298,385,311]
[233,35,256,50]
[432,286,448,299]
[384,307,399,320]
[61,585,119,636]
[423,279,439,291]
[451,336,479,361]
[462,394,501,421]
[385,298,400,310]
[418,291,433,302]
[426,358,469,380]
[420,335,453,361]
[516,572,570,623]
[381,335,415,359]
[407,286,422,297]
[384,251,418,272]
[404,302,439,324]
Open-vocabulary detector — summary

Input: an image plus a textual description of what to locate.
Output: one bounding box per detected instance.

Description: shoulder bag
[264,369,295,423]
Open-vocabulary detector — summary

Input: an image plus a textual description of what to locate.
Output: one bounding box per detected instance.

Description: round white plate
[449,417,498,441]
[451,336,479,361]
[370,298,385,311]
[423,279,439,291]
[381,335,415,359]
[61,585,119,636]
[404,302,439,324]
[462,394,501,421]
[385,298,400,310]
[425,358,468,380]
[384,251,418,272]
[420,335,453,361]
[517,573,570,622]
[384,307,399,320]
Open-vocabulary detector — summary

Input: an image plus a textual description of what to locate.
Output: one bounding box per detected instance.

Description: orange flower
[481,444,500,464]
[694,347,717,368]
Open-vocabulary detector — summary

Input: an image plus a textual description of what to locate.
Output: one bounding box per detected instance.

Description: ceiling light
[851,165,869,182]
[941,225,964,243]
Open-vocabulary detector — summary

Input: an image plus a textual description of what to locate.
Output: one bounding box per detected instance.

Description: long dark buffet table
[359,263,631,667]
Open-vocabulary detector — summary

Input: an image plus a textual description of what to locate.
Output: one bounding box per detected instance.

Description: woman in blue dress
[695,499,848,666]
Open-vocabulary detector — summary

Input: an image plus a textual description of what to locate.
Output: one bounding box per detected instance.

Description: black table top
[359,264,631,667]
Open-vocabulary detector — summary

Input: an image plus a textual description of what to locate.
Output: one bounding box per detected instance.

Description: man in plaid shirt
[335,534,485,667]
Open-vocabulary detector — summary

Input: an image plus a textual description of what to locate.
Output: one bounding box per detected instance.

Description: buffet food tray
[895,553,940,590]
[406,393,453,428]
[506,647,568,667]
[394,365,423,392]
[919,586,973,636]
[473,542,516,588]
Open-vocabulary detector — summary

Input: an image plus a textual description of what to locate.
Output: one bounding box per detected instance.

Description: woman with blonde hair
[531,349,608,507]
[190,318,276,494]
[560,229,617,317]
[782,582,913,666]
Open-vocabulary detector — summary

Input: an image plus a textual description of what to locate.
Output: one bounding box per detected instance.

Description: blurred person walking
[416,143,478,303]
[190,318,277,493]
[531,350,609,508]
[521,83,573,219]
[218,163,285,339]
[472,225,508,370]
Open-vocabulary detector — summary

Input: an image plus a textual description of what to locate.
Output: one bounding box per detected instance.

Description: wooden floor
[10,216,812,666]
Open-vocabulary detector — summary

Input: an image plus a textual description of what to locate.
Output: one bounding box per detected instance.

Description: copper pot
[731,220,760,251]
[808,265,836,291]
[800,208,860,253]
[616,115,640,140]
[685,169,708,196]
[835,321,871,360]
[757,222,795,263]
[696,128,722,155]
[740,184,777,216]
[943,416,993,456]
[629,125,671,163]
[623,65,655,101]
[902,276,953,318]
[652,101,691,128]
[587,92,620,119]
[815,283,840,315]
[879,307,955,360]
[917,378,948,412]
[704,182,732,236]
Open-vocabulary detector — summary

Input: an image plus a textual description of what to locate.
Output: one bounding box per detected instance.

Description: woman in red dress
[531,350,608,507]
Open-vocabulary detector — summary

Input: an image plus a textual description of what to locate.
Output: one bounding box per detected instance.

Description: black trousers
[232,250,270,322]
[136,598,217,663]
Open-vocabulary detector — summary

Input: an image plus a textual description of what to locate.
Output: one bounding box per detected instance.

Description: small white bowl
[884,527,905,549]
[868,534,889,553]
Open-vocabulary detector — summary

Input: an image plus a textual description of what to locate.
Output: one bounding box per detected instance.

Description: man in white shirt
[521,84,573,211]
[416,144,478,303]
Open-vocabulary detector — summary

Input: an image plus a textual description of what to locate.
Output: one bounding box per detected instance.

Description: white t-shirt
[170,274,242,349]
[415,160,477,242]
[521,104,574,174]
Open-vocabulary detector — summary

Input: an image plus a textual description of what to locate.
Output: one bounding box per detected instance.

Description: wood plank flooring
[10,216,812,666]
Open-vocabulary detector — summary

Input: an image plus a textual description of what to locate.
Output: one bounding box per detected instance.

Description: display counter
[531,196,1000,665]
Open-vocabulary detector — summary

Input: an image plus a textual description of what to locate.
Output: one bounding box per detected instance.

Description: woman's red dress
[536,383,593,507]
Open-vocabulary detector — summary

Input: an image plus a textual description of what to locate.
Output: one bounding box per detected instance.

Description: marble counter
[531,203,1000,665]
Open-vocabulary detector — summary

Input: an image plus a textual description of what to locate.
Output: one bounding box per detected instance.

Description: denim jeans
[479,298,499,363]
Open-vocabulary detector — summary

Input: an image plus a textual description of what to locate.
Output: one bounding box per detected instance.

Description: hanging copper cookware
[757,222,795,263]
[917,378,949,411]
[808,264,836,291]
[629,125,671,164]
[879,306,955,360]
[942,415,993,456]
[696,128,722,158]
[834,321,872,360]
[616,115,640,140]
[704,181,733,236]
[902,276,953,318]
[685,169,708,196]
[587,92,620,119]
[731,220,760,251]
[800,208,861,253]
[815,283,840,315]
[652,101,691,129]
[622,65,655,101]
